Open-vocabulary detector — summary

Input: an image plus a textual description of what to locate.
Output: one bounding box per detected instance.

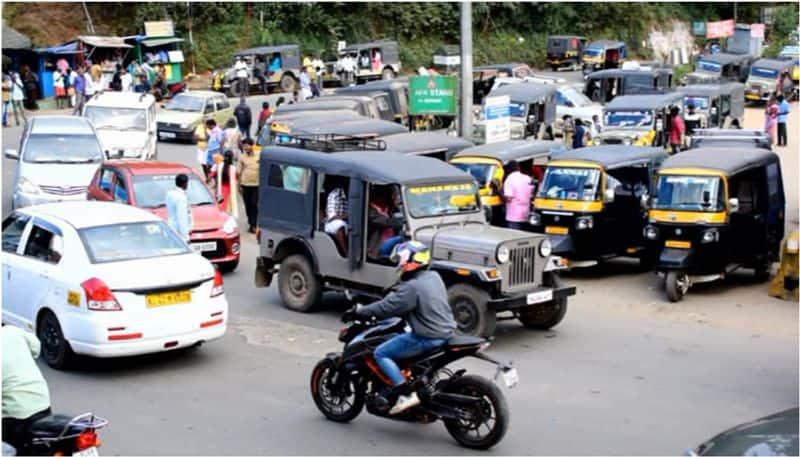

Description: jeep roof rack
[273,133,387,153]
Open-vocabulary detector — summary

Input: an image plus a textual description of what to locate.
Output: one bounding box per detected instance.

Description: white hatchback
[1,201,228,369]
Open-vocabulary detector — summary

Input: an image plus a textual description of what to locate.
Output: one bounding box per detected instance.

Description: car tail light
[210,269,224,298]
[81,278,122,311]
[75,430,100,450]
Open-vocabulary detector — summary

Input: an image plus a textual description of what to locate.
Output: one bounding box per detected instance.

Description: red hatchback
[87,161,240,272]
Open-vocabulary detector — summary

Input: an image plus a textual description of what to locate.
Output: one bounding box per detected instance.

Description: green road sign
[409,75,457,115]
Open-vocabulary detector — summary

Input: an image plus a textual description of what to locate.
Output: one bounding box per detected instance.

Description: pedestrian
[573,118,586,149]
[299,67,312,100]
[165,173,193,241]
[9,73,27,126]
[562,115,575,149]
[587,114,601,142]
[669,106,685,155]
[253,56,267,94]
[502,160,533,231]
[234,97,252,139]
[223,117,242,159]
[2,72,11,127]
[211,150,238,217]
[110,64,122,91]
[53,68,66,109]
[134,73,151,93]
[777,94,790,147]
[85,65,101,101]
[257,101,272,136]
[275,96,285,111]
[291,90,299,103]
[71,67,87,116]
[234,57,249,97]
[205,119,226,182]
[120,67,133,92]
[237,138,260,233]
[683,103,701,136]
[780,71,795,101]
[194,121,210,179]
[63,68,73,107]
[765,96,779,145]
[21,65,38,110]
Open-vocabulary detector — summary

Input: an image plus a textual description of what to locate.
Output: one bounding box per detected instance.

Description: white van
[83,92,157,160]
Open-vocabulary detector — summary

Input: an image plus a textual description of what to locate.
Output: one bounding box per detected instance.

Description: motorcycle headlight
[496,246,510,264]
[539,239,552,257]
[17,177,41,195]
[644,225,659,240]
[222,216,238,234]
[575,215,594,230]
[529,212,542,226]
[701,228,719,244]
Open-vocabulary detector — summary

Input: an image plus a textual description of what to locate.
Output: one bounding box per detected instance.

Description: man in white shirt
[166,174,193,241]
[120,67,133,92]
[234,57,249,96]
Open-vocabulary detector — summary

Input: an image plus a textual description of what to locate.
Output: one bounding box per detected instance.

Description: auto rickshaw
[546,35,587,71]
[593,92,683,148]
[473,63,534,105]
[677,83,745,135]
[689,128,772,151]
[449,140,560,226]
[584,68,674,104]
[645,147,785,302]
[582,40,626,76]
[377,131,474,161]
[337,78,410,125]
[481,83,558,140]
[530,146,668,268]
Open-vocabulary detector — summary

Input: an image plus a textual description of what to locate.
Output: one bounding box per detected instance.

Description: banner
[483,95,510,144]
[409,76,457,115]
[692,22,706,37]
[705,19,735,39]
[144,21,174,37]
[750,23,765,38]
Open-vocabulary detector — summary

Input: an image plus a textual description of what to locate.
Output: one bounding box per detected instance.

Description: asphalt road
[1,80,798,455]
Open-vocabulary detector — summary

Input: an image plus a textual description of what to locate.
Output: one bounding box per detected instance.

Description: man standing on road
[573,118,586,149]
[257,101,272,136]
[2,72,10,127]
[205,119,226,182]
[234,57,249,97]
[71,67,88,115]
[562,115,575,149]
[669,106,685,155]
[777,94,790,147]
[503,160,533,231]
[120,67,133,93]
[10,73,27,125]
[234,97,252,139]
[166,173,193,241]
[299,67,312,100]
[237,138,260,234]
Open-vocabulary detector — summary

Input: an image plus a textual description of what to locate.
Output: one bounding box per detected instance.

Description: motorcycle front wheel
[442,375,509,449]
[310,359,365,423]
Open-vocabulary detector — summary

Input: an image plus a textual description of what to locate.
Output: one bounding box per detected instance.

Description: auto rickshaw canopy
[658,147,779,176]
[452,140,561,164]
[549,145,667,170]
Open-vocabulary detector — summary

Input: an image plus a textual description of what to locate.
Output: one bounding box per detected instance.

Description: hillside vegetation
[4,2,798,73]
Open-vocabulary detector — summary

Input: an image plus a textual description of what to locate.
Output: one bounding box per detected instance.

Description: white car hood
[96,130,148,152]
[91,253,215,291]
[20,162,100,188]
[156,110,202,125]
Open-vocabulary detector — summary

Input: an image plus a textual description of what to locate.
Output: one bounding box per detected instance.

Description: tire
[218,259,239,273]
[310,359,364,423]
[278,254,322,312]
[280,74,296,93]
[517,272,568,330]
[228,80,243,98]
[37,311,76,370]
[447,283,496,337]
[550,64,559,72]
[442,375,509,450]
[381,68,396,80]
[753,261,772,282]
[665,271,689,302]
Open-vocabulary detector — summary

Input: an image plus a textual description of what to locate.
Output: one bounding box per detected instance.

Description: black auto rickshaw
[449,140,560,226]
[584,68,674,104]
[582,40,626,76]
[530,146,668,268]
[689,128,772,151]
[546,35,588,71]
[336,78,410,125]
[677,83,745,135]
[681,52,753,85]
[483,83,558,140]
[378,131,474,161]
[645,147,785,301]
[593,92,684,148]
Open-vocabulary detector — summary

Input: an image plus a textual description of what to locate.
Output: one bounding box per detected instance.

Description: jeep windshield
[604,110,654,129]
[165,94,204,112]
[538,166,600,201]
[696,60,722,74]
[683,96,709,110]
[451,162,496,187]
[585,48,603,58]
[750,66,779,80]
[84,106,146,130]
[405,182,480,217]
[508,102,528,117]
[654,175,725,212]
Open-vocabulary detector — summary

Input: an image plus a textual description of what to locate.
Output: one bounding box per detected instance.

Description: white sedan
[1,201,228,369]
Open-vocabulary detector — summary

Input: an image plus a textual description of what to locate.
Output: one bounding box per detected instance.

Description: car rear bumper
[69,324,226,357]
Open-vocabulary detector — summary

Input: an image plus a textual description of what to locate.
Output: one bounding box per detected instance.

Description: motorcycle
[7,412,108,456]
[309,309,518,449]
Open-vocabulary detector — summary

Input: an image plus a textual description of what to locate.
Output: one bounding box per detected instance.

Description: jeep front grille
[602,138,623,145]
[508,246,536,287]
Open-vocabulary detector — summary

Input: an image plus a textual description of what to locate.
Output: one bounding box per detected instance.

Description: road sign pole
[459,1,473,139]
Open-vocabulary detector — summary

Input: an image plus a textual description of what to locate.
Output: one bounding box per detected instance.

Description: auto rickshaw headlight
[539,239,553,258]
[644,225,659,240]
[497,246,510,264]
[575,216,594,230]
[701,228,719,244]
[529,212,542,226]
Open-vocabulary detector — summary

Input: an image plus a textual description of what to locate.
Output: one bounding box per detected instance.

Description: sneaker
[389,392,420,415]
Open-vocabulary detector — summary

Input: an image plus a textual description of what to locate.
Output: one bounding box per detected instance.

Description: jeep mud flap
[255,257,275,288]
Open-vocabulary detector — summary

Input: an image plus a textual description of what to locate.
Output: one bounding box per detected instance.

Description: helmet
[391,241,431,273]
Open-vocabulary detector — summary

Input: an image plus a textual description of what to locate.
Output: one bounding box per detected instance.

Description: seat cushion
[446,335,485,348]
[29,414,82,438]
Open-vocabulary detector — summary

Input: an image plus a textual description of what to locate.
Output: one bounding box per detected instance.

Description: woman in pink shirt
[764,96,779,145]
[502,160,533,231]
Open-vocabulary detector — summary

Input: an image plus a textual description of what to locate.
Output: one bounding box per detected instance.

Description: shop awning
[141,37,184,47]
[77,35,133,48]
[37,41,80,55]
[2,21,32,49]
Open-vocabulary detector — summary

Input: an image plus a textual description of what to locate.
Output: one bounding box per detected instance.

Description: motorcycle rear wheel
[442,375,509,449]
[310,359,364,423]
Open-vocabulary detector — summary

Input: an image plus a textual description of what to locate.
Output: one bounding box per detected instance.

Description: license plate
[545,226,569,235]
[527,290,553,305]
[159,132,176,139]
[665,240,691,249]
[192,241,217,253]
[502,368,519,389]
[73,447,99,457]
[146,290,191,308]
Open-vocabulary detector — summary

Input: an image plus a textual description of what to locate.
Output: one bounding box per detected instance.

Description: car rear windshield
[23,134,103,163]
[133,175,215,208]
[165,94,204,112]
[84,106,147,131]
[80,221,190,264]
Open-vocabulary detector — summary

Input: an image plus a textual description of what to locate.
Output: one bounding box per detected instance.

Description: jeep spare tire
[448,283,496,337]
[278,254,322,312]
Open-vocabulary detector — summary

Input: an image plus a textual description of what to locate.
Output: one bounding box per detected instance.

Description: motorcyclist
[2,326,51,451]
[351,241,457,415]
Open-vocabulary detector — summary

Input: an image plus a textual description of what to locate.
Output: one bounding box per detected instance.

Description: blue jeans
[239,125,250,139]
[2,101,8,126]
[374,332,447,386]
[378,235,405,258]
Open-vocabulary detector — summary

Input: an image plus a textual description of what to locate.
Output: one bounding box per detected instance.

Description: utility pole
[82,2,95,34]
[187,1,196,75]
[459,1,473,139]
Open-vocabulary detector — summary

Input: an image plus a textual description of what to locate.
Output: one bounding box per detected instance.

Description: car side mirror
[604,188,615,203]
[4,149,19,160]
[728,197,739,213]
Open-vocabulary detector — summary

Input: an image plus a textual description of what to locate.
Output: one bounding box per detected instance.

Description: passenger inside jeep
[367,184,405,263]
[322,174,350,257]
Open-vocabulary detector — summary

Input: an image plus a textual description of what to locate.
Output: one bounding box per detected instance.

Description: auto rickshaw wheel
[448,283,496,337]
[753,261,772,282]
[665,271,689,302]
[280,74,297,93]
[278,254,322,312]
[517,272,568,330]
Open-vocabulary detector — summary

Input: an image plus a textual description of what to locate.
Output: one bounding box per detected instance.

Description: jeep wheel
[517,272,568,330]
[448,283,496,337]
[278,254,322,312]
[280,74,297,93]
[229,80,244,98]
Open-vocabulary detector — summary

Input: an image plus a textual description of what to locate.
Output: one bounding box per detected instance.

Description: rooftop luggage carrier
[273,133,387,153]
